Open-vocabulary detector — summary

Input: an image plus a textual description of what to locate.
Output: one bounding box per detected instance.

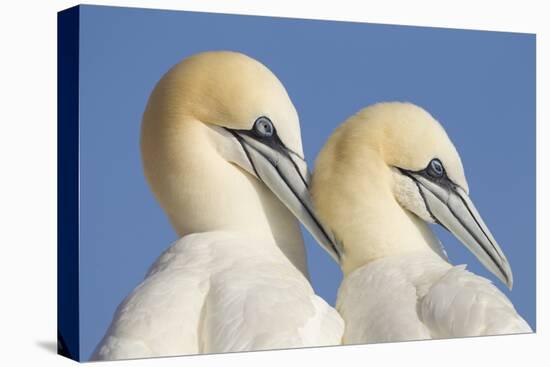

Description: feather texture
[92,231,343,360]
[337,252,531,344]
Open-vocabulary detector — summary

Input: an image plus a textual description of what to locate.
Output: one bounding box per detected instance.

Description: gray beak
[224,128,342,263]
[407,172,513,289]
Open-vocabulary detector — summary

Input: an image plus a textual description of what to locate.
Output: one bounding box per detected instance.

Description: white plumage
[93,232,342,359]
[312,102,531,344]
[337,252,530,344]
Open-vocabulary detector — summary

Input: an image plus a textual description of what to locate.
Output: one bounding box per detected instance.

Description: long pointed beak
[411,173,513,289]
[219,127,341,263]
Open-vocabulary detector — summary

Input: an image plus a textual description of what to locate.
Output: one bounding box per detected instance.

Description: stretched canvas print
[58,4,536,362]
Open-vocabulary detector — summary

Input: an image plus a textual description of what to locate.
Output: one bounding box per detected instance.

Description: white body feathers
[93,232,343,360]
[337,251,531,344]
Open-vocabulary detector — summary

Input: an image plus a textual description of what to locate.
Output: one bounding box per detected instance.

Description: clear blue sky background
[78,5,536,360]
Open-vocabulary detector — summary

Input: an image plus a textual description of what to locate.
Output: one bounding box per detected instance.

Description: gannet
[92,51,343,360]
[311,102,531,344]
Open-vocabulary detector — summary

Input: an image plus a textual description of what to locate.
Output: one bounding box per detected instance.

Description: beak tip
[506,275,514,291]
[501,266,513,290]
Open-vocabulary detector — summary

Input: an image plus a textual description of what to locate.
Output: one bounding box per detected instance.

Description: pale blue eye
[253,116,274,138]
[427,159,444,178]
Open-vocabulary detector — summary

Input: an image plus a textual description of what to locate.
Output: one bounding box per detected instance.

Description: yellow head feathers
[142,51,302,152]
[315,102,468,193]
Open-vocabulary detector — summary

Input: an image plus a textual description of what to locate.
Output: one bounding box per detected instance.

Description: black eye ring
[427,158,445,178]
[253,116,274,138]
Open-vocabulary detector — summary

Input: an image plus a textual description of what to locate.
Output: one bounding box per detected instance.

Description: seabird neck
[336,157,445,276]
[143,119,309,277]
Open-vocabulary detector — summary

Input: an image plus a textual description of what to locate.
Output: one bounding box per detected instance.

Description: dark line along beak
[226,128,342,263]
[403,170,513,289]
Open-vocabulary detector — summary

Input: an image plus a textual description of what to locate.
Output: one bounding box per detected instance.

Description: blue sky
[78,5,535,360]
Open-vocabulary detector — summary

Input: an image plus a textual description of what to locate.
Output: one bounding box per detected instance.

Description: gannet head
[312,102,512,288]
[141,51,340,262]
